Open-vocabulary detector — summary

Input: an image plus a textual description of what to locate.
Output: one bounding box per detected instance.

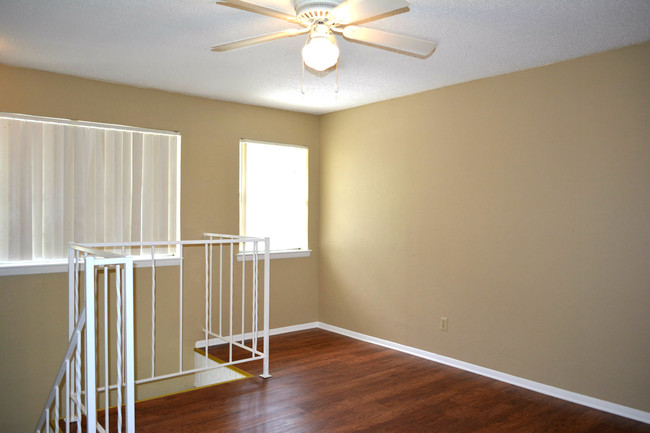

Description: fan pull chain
[301,34,309,94]
[335,62,339,93]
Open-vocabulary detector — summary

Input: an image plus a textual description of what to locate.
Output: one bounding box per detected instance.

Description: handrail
[68,243,125,258]
[73,237,263,248]
[34,308,86,433]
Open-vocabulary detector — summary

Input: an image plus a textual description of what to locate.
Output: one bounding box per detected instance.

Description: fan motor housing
[294,0,344,21]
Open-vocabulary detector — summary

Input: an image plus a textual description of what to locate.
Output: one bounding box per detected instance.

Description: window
[0,113,180,274]
[239,139,309,257]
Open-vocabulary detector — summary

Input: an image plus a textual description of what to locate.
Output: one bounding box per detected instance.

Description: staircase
[34,235,270,433]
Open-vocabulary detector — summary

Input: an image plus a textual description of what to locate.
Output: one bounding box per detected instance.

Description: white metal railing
[34,234,270,433]
[34,246,134,433]
[34,309,87,433]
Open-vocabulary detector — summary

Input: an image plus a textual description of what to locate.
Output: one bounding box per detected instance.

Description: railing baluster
[74,251,79,328]
[242,242,245,346]
[219,241,223,338]
[54,386,59,433]
[75,330,81,433]
[229,242,234,363]
[85,255,97,433]
[204,243,209,368]
[124,257,135,433]
[179,244,184,372]
[151,246,156,378]
[68,248,74,339]
[253,241,259,353]
[116,264,122,433]
[65,360,70,433]
[262,237,271,378]
[122,263,126,402]
[104,266,110,433]
[71,250,79,420]
[209,240,213,334]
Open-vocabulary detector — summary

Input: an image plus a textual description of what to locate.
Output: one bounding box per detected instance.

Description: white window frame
[0,113,181,276]
[239,139,310,261]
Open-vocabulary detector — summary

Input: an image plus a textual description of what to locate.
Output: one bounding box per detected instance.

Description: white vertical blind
[0,114,180,262]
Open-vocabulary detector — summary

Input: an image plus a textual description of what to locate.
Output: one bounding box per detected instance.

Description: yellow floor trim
[135,353,254,404]
[54,351,257,420]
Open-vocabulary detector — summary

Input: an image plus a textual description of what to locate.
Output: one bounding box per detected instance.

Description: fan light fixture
[212,0,438,89]
[301,24,339,71]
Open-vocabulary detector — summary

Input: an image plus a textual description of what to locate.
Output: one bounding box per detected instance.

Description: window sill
[0,256,180,277]
[237,250,311,262]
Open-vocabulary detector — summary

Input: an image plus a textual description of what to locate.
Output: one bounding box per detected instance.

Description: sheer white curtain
[0,115,180,262]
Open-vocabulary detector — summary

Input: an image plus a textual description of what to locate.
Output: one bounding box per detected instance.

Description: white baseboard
[316,322,650,425]
[193,320,649,424]
[270,321,319,335]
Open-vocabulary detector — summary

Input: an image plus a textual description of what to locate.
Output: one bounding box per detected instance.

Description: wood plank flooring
[129,329,649,432]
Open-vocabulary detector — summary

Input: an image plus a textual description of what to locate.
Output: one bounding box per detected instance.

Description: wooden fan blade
[211,28,309,51]
[216,0,304,24]
[330,0,409,25]
[342,26,436,57]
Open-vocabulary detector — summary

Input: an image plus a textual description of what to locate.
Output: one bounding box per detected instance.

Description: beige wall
[2,41,649,431]
[0,64,320,432]
[319,42,650,412]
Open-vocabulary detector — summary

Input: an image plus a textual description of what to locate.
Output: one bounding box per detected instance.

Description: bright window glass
[240,140,308,252]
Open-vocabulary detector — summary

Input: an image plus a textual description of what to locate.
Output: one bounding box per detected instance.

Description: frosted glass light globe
[302,34,339,71]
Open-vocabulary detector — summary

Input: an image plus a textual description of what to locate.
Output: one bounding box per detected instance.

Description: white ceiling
[1,0,649,115]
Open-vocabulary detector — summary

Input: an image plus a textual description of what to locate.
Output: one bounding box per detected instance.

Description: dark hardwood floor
[128,329,649,432]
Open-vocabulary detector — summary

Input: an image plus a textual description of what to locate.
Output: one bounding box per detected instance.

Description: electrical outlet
[440,316,448,331]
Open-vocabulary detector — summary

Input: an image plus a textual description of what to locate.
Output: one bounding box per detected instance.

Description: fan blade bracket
[342,26,436,58]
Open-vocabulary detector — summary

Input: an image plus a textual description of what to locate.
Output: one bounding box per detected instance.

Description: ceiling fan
[211,0,437,71]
